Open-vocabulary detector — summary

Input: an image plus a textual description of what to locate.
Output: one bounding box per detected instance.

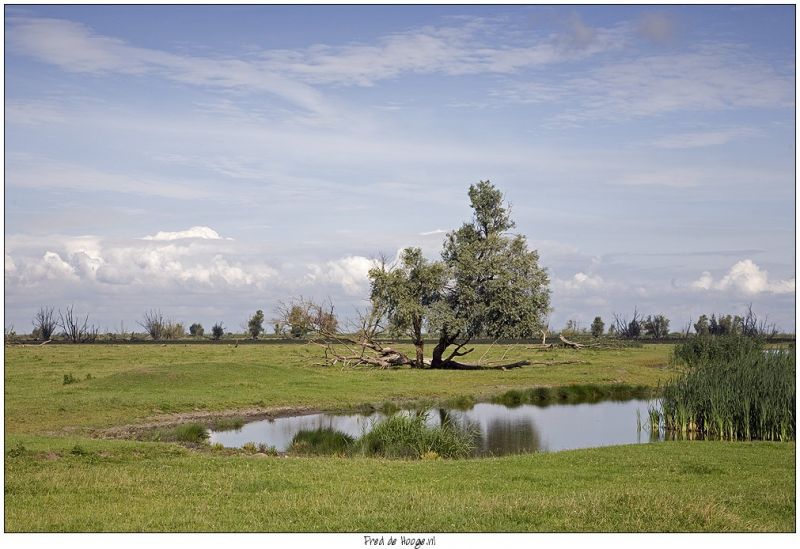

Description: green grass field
[4,343,796,532]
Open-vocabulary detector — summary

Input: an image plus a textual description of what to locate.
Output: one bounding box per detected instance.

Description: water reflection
[209,399,661,456]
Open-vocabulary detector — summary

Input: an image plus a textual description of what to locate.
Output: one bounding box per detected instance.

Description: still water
[209,399,662,456]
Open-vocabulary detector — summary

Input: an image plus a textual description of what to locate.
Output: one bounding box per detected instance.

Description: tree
[247,310,265,339]
[613,310,643,339]
[139,310,165,341]
[590,316,605,337]
[211,322,224,340]
[643,314,670,339]
[694,314,710,336]
[369,248,447,367]
[189,323,204,337]
[32,306,58,341]
[58,305,98,343]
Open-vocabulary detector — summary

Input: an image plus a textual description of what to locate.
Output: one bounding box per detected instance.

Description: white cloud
[142,226,226,241]
[305,256,376,295]
[691,260,795,295]
[650,127,757,149]
[7,16,331,116]
[501,43,793,123]
[4,231,275,291]
[553,272,605,293]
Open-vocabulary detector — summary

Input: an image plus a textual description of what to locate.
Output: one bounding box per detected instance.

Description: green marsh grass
[356,412,477,459]
[655,336,795,441]
[288,427,354,456]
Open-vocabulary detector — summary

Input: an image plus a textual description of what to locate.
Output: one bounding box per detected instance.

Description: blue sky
[3,4,796,334]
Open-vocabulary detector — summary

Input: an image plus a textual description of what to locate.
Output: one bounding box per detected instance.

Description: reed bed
[652,336,795,441]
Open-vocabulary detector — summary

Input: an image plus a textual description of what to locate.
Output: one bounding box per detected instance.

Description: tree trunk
[414,340,424,368]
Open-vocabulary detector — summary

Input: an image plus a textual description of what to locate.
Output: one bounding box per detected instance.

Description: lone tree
[590,316,605,337]
[320,181,551,370]
[32,306,58,341]
[643,314,670,339]
[211,322,225,340]
[189,323,204,337]
[139,310,165,341]
[247,310,265,339]
[58,305,98,343]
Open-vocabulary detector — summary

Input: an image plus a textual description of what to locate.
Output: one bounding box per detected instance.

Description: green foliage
[247,310,265,339]
[369,247,447,365]
[693,315,710,336]
[211,322,224,340]
[208,417,245,431]
[590,316,604,337]
[70,444,90,456]
[289,428,355,456]
[643,315,670,339]
[355,412,476,459]
[189,323,204,337]
[173,423,210,443]
[491,384,654,407]
[441,181,550,340]
[656,336,795,441]
[63,373,78,385]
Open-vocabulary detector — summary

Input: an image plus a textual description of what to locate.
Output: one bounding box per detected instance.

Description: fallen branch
[559,334,585,349]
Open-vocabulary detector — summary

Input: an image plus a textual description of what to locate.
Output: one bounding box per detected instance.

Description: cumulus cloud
[142,226,226,241]
[305,256,376,295]
[4,229,275,291]
[553,272,605,293]
[691,260,795,295]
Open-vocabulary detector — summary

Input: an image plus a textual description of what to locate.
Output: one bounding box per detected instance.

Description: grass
[355,412,476,459]
[4,342,795,531]
[288,428,355,456]
[4,343,672,435]
[4,435,794,532]
[655,336,795,441]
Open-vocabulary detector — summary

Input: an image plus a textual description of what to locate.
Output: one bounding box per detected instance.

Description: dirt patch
[91,405,321,440]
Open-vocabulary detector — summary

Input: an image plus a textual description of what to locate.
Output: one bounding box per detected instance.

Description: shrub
[8,442,26,458]
[162,321,185,340]
[63,373,78,385]
[355,412,476,459]
[189,323,204,337]
[211,322,225,340]
[166,423,209,443]
[288,428,354,456]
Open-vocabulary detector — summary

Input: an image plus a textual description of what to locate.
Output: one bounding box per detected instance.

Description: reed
[654,336,794,441]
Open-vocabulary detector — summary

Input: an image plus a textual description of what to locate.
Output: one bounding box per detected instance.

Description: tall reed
[654,336,794,441]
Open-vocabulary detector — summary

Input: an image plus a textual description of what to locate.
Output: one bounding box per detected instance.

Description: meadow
[3,342,796,532]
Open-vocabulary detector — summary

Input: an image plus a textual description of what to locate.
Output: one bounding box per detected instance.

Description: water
[209,399,662,456]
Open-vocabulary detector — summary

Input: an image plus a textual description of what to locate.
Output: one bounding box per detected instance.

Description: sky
[3,4,796,335]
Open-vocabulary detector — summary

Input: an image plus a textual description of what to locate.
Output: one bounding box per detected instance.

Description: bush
[63,373,79,385]
[173,423,209,443]
[189,323,204,337]
[288,428,354,456]
[211,323,224,340]
[355,412,476,459]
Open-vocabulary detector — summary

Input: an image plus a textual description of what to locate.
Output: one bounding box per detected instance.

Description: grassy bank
[4,435,794,532]
[5,342,795,532]
[4,343,672,434]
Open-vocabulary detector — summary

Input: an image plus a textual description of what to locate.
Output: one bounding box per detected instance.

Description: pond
[209,399,662,456]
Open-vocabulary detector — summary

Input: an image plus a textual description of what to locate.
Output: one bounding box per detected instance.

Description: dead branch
[559,334,585,349]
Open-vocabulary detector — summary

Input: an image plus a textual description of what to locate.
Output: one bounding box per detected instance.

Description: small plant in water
[171,423,210,443]
[241,442,258,454]
[289,428,354,456]
[356,411,476,459]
